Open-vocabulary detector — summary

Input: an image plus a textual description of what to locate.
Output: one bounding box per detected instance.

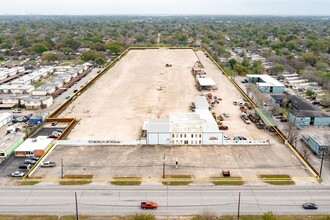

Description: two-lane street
[0,185,329,216]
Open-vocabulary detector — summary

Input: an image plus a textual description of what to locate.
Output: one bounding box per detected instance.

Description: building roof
[194,95,209,109]
[197,78,216,86]
[147,118,170,133]
[271,94,323,112]
[255,108,278,127]
[290,110,330,117]
[247,74,283,87]
[0,112,12,122]
[14,136,53,152]
[309,135,330,147]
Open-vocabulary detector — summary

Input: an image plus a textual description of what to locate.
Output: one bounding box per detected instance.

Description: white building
[21,96,53,109]
[0,85,34,94]
[14,136,53,157]
[144,96,223,145]
[0,113,12,128]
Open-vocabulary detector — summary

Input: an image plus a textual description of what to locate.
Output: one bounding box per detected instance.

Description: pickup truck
[40,161,56,167]
[140,201,158,209]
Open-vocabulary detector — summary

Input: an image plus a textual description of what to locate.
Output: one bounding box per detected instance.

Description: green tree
[242,58,250,67]
[95,57,106,66]
[30,43,48,55]
[275,64,284,73]
[252,60,265,74]
[41,52,57,62]
[306,89,315,97]
[228,58,237,69]
[108,42,120,54]
[234,64,249,75]
[0,56,4,61]
[81,50,106,62]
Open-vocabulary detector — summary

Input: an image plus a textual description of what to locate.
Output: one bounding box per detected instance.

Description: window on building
[195,134,197,138]
[180,134,182,138]
[191,134,193,138]
[172,134,174,138]
[184,134,186,138]
[191,140,193,144]
[199,140,201,144]
[199,134,202,138]
[176,134,178,138]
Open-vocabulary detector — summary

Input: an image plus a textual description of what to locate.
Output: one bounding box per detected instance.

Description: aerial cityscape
[0,0,329,219]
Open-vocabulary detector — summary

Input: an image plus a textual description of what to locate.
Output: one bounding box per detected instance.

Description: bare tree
[285,122,298,147]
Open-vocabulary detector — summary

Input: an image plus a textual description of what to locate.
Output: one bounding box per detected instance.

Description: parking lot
[32,144,312,184]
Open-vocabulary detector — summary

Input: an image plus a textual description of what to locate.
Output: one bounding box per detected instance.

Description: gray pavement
[0,185,329,216]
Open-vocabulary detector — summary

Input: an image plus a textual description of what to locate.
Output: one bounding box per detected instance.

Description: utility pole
[75,192,79,220]
[61,158,64,179]
[237,192,241,220]
[163,154,166,179]
[320,147,328,178]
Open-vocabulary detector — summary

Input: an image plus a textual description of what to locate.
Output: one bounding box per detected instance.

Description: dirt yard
[61,49,199,140]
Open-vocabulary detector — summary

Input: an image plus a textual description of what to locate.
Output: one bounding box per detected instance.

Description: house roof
[247,74,283,87]
[290,110,330,117]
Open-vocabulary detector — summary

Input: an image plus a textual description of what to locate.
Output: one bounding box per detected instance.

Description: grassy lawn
[210,177,244,186]
[59,174,93,185]
[111,177,142,186]
[16,180,40,186]
[224,67,233,76]
[260,174,295,185]
[162,175,193,186]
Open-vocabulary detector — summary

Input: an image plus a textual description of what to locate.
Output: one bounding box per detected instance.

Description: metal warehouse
[271,94,330,127]
[247,74,284,93]
[144,96,223,145]
[301,134,329,156]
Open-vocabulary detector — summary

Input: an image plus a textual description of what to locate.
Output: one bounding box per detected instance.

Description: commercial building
[144,96,223,145]
[246,74,284,93]
[20,96,53,109]
[0,113,12,128]
[271,94,330,127]
[301,134,329,156]
[14,136,53,157]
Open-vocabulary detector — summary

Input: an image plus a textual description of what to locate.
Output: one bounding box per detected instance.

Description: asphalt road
[0,185,329,216]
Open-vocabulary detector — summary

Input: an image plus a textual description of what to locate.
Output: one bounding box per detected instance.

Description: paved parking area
[32,144,312,184]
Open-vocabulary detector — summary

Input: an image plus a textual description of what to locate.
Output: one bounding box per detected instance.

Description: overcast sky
[1,0,329,16]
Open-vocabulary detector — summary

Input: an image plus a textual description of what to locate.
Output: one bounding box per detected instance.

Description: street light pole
[237,192,241,220]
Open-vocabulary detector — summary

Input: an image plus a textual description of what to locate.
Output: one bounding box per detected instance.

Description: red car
[140,201,158,209]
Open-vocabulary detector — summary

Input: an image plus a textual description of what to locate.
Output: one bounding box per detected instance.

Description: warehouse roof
[290,110,330,117]
[146,118,170,133]
[197,77,216,86]
[194,95,209,109]
[0,112,12,122]
[255,108,278,127]
[309,135,330,147]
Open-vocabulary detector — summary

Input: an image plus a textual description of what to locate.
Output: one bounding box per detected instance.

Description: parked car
[65,96,70,99]
[11,171,25,177]
[51,122,58,126]
[302,202,318,209]
[280,118,288,122]
[234,136,246,141]
[12,109,22,113]
[223,135,230,140]
[24,159,36,165]
[40,161,56,167]
[18,164,31,170]
[241,78,248,83]
[140,201,158,209]
[29,156,40,161]
[73,89,78,93]
[223,113,229,118]
[218,125,228,130]
[241,115,251,124]
[232,101,238,106]
[255,123,264,129]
